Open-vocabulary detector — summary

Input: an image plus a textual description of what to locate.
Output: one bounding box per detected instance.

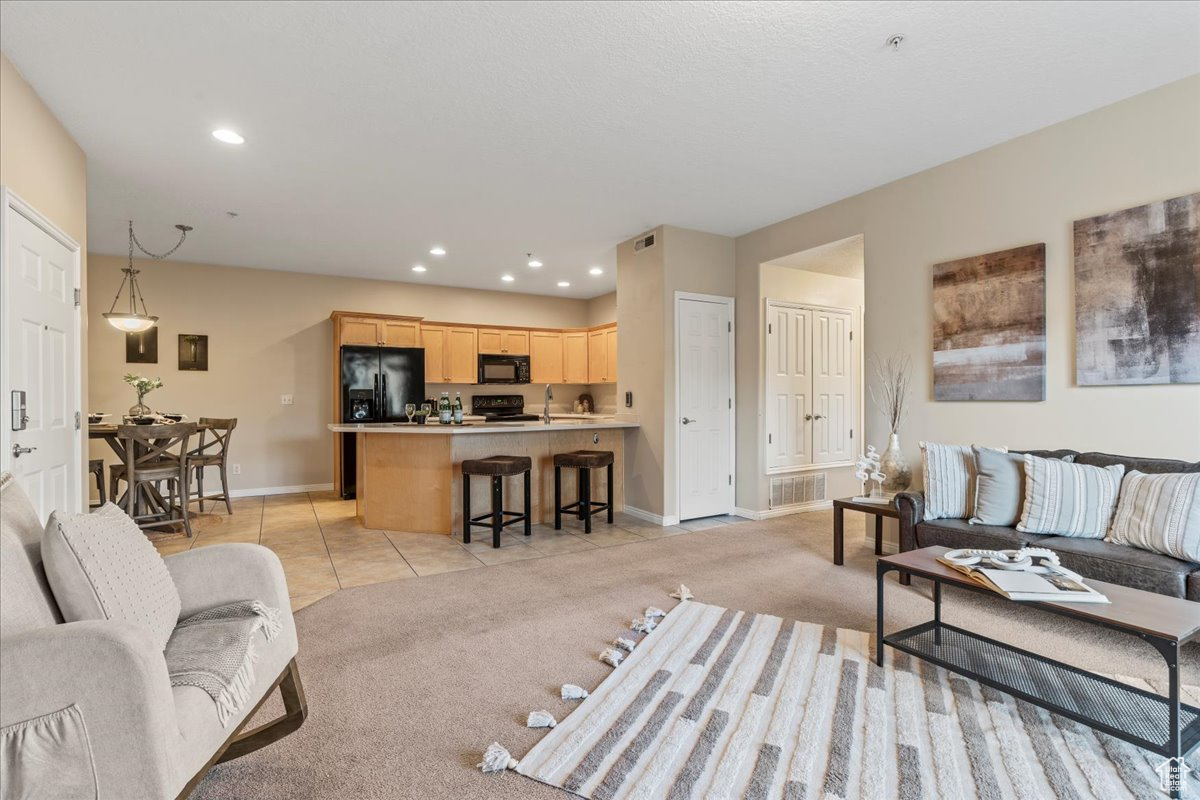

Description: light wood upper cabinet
[445,327,478,383]
[529,331,563,384]
[421,325,478,383]
[587,329,607,384]
[421,325,447,384]
[382,319,421,347]
[562,331,589,384]
[339,316,384,346]
[478,328,530,355]
[587,326,618,384]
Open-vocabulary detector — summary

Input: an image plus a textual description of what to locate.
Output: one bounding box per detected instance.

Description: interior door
[764,303,811,470]
[677,297,732,520]
[812,309,853,464]
[1,198,81,519]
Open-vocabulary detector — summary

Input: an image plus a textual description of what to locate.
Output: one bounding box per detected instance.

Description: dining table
[88,419,213,519]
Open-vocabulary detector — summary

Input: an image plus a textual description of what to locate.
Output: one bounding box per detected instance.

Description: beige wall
[616,225,736,519]
[735,75,1200,513]
[87,255,609,491]
[1,52,89,502]
[587,291,617,327]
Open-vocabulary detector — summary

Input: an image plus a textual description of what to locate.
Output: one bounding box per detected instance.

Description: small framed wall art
[125,328,158,364]
[178,334,209,371]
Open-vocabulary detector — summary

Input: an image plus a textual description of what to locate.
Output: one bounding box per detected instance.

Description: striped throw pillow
[922,442,1006,521]
[1106,471,1200,562]
[1016,455,1124,538]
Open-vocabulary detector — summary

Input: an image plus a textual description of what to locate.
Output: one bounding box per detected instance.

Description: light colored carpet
[192,510,1200,800]
[517,600,1195,799]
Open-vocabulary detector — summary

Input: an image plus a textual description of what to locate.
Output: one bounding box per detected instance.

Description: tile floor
[151,492,750,613]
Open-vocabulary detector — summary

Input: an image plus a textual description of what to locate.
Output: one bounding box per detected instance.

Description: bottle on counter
[439,392,452,424]
[452,393,464,425]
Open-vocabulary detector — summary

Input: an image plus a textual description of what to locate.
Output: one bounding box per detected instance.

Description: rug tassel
[670,584,693,601]
[631,616,657,634]
[478,742,519,773]
[600,647,624,667]
[644,606,665,619]
[613,637,636,652]
[527,710,557,728]
[561,684,589,700]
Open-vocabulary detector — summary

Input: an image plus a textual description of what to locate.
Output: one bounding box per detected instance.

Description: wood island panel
[359,432,453,533]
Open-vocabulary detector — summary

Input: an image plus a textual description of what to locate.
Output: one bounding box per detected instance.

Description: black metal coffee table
[877,546,1200,798]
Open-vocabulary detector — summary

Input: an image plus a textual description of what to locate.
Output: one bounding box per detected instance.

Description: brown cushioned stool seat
[553,450,614,470]
[462,455,532,547]
[553,450,614,534]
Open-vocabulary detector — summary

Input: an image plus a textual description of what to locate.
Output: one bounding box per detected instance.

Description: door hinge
[728,397,732,409]
[768,433,772,444]
[728,474,732,485]
[74,288,81,307]
[74,411,81,430]
[768,323,772,334]
[850,428,853,439]
[727,321,732,332]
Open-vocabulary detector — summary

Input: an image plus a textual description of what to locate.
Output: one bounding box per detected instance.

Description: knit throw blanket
[165,600,282,727]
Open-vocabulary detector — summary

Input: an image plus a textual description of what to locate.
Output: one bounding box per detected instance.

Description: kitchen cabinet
[422,325,478,384]
[337,314,421,347]
[477,328,530,355]
[529,331,564,384]
[562,331,589,384]
[587,326,618,384]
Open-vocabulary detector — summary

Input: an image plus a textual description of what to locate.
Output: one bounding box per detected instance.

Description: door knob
[11,443,36,458]
[681,417,694,425]
[813,414,825,420]
[805,414,813,421]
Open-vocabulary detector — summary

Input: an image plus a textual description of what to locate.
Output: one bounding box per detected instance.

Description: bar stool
[462,455,532,548]
[88,458,106,508]
[554,450,614,534]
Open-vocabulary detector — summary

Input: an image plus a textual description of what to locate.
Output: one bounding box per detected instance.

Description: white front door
[677,295,733,521]
[1,191,82,520]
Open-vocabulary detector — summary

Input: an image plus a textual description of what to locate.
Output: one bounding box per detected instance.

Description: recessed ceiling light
[429,246,446,256]
[589,266,604,276]
[528,259,543,268]
[557,281,571,288]
[412,265,427,273]
[501,274,515,283]
[212,129,245,144]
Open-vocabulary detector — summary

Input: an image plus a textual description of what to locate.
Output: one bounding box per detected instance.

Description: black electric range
[471,394,541,422]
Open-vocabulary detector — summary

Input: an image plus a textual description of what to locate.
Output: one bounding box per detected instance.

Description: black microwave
[478,354,531,384]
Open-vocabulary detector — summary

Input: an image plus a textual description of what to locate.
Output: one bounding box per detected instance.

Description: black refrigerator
[339,345,425,498]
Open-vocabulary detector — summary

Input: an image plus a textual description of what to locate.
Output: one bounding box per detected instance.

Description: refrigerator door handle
[380,372,388,418]
[373,373,380,420]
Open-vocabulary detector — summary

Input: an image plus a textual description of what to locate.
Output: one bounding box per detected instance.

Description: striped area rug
[515,601,1197,799]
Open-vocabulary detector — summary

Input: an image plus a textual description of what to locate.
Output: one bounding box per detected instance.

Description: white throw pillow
[922,442,1007,521]
[1016,455,1124,538]
[42,503,181,650]
[1106,471,1200,561]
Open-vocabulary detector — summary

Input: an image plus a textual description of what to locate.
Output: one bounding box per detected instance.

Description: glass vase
[880,433,911,492]
[129,393,151,418]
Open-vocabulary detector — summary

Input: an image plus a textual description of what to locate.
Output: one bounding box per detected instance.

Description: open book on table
[936,557,1110,604]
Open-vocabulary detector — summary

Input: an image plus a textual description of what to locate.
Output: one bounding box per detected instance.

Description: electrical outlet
[230,464,242,475]
[280,394,294,405]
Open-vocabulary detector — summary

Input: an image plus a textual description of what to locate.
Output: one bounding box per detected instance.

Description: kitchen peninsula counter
[327,419,638,533]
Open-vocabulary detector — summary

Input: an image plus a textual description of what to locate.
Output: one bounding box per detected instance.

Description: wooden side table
[832,497,899,565]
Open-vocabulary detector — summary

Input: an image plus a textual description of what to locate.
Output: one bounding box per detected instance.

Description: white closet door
[764,304,810,470]
[812,309,853,464]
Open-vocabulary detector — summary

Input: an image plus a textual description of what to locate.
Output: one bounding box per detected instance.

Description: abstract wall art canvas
[1075,193,1200,386]
[932,243,1046,401]
[125,328,158,364]
[178,334,209,371]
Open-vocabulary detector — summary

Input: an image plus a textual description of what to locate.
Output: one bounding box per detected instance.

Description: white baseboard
[736,500,833,520]
[229,483,334,499]
[623,506,681,527]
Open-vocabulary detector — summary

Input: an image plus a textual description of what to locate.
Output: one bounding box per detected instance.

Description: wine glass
[404,403,416,424]
[420,403,432,419]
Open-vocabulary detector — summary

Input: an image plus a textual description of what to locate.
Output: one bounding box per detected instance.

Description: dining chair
[109,422,197,536]
[188,417,237,514]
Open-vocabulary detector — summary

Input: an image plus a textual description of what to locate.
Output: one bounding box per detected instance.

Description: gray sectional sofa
[895,450,1200,600]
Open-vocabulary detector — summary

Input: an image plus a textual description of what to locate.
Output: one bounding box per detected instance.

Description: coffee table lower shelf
[884,620,1200,757]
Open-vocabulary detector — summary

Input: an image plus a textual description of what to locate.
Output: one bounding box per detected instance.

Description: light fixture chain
[129,219,190,260]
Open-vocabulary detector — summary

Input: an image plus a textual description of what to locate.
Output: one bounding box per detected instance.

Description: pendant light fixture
[104,220,193,332]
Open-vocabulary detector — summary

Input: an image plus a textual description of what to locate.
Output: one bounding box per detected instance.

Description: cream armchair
[0,474,306,799]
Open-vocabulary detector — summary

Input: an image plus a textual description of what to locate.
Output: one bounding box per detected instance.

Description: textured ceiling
[764,235,865,280]
[2,1,1197,298]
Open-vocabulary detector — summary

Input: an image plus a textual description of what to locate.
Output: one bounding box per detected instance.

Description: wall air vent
[634,233,656,252]
[769,472,827,510]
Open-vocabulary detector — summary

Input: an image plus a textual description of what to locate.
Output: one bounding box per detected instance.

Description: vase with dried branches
[869,353,912,492]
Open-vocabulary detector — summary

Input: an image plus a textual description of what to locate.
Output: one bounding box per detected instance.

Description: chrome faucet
[543,384,554,424]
